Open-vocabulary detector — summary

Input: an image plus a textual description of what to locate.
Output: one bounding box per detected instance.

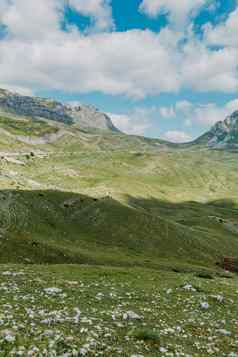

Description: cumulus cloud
[163,130,192,143]
[192,99,238,125]
[108,97,238,140]
[68,0,114,32]
[109,107,155,135]
[0,0,238,99]
[0,26,181,97]
[159,106,175,119]
[0,0,62,41]
[162,98,238,127]
[139,0,208,27]
[204,7,238,48]
[181,38,238,92]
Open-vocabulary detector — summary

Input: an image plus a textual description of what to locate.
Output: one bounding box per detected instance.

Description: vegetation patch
[0,116,58,136]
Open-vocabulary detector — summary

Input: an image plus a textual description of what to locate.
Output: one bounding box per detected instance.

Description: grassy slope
[0,114,58,137]
[0,114,238,267]
[0,264,237,356]
[1,189,238,267]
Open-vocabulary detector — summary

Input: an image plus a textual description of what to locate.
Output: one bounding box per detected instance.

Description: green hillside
[0,111,237,268]
[0,188,238,268]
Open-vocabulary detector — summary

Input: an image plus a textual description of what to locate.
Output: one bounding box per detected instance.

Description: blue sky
[0,0,238,141]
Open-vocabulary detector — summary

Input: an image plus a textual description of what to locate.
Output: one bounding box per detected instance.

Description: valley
[0,89,237,356]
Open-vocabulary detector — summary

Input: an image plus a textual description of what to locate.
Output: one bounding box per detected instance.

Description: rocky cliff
[0,88,119,132]
[194,111,238,148]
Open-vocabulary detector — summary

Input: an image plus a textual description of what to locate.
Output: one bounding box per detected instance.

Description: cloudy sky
[0,0,238,142]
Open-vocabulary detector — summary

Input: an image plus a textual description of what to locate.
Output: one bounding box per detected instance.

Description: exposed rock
[0,89,72,124]
[208,111,238,148]
[123,311,142,320]
[195,111,238,148]
[4,157,26,166]
[66,104,119,132]
[0,88,120,133]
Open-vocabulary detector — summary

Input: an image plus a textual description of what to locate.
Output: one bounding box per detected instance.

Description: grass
[0,264,237,356]
[0,189,238,268]
[131,328,161,343]
[0,115,58,137]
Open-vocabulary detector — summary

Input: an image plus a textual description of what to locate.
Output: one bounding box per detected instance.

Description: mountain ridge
[1,88,238,148]
[0,88,120,133]
[191,111,238,149]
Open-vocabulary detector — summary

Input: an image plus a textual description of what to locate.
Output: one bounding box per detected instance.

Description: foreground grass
[0,265,237,356]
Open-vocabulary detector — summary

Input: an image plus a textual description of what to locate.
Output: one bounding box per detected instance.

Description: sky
[0,0,238,142]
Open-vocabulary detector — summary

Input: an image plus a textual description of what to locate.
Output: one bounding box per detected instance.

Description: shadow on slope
[0,189,237,267]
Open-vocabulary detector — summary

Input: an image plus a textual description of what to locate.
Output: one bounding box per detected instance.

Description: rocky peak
[0,88,119,132]
[207,111,238,148]
[195,110,238,148]
[0,89,73,125]
[66,104,119,132]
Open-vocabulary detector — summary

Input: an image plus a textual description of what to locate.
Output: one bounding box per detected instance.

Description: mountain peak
[208,111,238,148]
[0,88,119,133]
[195,110,238,149]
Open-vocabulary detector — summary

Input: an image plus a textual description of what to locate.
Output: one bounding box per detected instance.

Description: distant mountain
[1,87,238,148]
[0,88,119,133]
[195,111,238,148]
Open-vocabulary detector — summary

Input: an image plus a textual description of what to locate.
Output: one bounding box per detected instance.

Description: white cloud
[192,104,229,125]
[0,26,181,98]
[109,107,155,135]
[225,98,238,113]
[110,98,238,139]
[109,113,149,135]
[204,7,238,48]
[159,106,175,118]
[68,0,114,32]
[176,100,193,113]
[181,38,238,92]
[0,0,62,41]
[163,130,192,143]
[186,100,238,126]
[161,98,238,127]
[139,0,208,27]
[0,0,238,99]
[0,84,33,96]
[0,0,114,37]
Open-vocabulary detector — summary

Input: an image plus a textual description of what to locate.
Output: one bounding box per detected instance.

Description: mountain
[194,111,238,148]
[2,87,238,148]
[0,88,119,132]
